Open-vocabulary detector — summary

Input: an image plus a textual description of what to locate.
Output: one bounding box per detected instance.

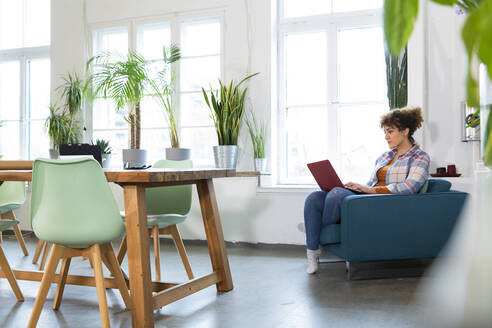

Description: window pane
[0,121,21,159]
[92,130,128,167]
[338,27,386,102]
[180,56,220,92]
[93,27,128,54]
[285,32,327,106]
[338,104,388,183]
[92,98,126,130]
[140,96,168,129]
[0,0,22,50]
[333,0,383,13]
[181,127,216,166]
[136,22,170,60]
[284,0,331,18]
[28,58,50,120]
[0,61,20,120]
[180,92,214,127]
[285,106,328,182]
[29,119,49,159]
[25,0,50,47]
[141,128,170,164]
[181,19,220,57]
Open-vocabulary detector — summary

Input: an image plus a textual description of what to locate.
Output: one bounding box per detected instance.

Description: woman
[303,106,430,274]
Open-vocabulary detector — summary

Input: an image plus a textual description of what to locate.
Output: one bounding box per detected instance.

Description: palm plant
[87,51,152,149]
[246,111,266,158]
[150,44,182,148]
[202,73,259,145]
[45,105,77,150]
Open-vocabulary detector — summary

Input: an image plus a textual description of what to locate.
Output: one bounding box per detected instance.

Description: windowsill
[256,184,318,193]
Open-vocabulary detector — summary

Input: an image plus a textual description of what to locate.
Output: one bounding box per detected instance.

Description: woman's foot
[306,248,321,274]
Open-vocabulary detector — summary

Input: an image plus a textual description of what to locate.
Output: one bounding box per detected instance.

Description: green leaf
[430,0,457,5]
[384,0,419,55]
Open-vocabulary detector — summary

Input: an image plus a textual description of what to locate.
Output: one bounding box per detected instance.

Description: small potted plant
[246,111,266,172]
[202,73,259,168]
[93,139,112,168]
[151,44,190,160]
[45,105,78,158]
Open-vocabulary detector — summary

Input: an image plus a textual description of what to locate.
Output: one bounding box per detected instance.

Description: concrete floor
[0,234,432,328]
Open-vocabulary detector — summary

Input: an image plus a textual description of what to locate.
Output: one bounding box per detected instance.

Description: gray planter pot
[165,148,191,161]
[49,149,59,159]
[213,145,239,169]
[101,153,112,168]
[254,158,267,173]
[122,149,147,168]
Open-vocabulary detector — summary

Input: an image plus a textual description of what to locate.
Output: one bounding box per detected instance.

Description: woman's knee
[305,191,325,208]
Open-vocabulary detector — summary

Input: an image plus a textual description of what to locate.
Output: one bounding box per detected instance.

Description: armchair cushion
[319,224,341,245]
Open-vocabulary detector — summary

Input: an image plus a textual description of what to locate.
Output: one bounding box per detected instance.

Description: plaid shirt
[366,145,430,194]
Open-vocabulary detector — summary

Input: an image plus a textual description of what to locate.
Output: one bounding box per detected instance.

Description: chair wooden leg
[0,246,24,301]
[39,242,50,271]
[28,244,62,328]
[152,225,161,281]
[53,257,71,310]
[89,244,110,328]
[32,240,44,264]
[116,236,127,265]
[168,225,194,280]
[4,211,28,256]
[101,243,132,310]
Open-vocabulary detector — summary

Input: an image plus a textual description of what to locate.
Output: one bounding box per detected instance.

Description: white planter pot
[165,148,191,161]
[122,149,147,168]
[254,158,267,173]
[213,145,239,168]
[101,153,112,168]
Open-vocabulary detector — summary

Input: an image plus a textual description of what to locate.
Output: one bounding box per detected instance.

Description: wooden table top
[0,160,259,183]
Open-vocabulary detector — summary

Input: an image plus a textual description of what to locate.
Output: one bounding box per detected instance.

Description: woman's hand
[344,182,376,194]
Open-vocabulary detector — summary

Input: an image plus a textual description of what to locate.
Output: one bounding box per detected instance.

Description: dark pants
[304,187,355,250]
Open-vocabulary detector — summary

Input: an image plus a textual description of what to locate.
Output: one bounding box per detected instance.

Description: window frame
[87,10,224,165]
[276,4,386,185]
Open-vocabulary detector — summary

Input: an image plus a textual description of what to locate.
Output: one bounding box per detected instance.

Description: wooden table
[0,161,243,327]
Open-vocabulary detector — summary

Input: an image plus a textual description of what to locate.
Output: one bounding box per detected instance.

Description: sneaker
[306,248,321,274]
[297,222,305,233]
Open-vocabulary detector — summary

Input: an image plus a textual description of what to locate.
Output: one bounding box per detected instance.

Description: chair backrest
[0,181,26,209]
[30,158,124,248]
[146,160,193,216]
[427,179,452,193]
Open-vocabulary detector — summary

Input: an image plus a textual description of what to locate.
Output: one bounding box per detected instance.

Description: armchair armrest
[338,191,468,261]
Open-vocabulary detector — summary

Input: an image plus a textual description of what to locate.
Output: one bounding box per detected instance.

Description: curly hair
[380,106,424,145]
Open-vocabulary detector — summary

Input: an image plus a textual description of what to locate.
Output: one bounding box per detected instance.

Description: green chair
[0,181,29,257]
[28,158,131,328]
[117,159,194,281]
[0,219,24,302]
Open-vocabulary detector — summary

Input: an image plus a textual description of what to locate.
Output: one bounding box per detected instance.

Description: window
[278,1,388,185]
[0,0,50,159]
[91,15,221,166]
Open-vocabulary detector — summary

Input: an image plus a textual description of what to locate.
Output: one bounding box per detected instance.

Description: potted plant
[93,139,112,168]
[45,105,78,158]
[202,73,259,168]
[57,72,86,138]
[88,51,152,168]
[150,44,190,160]
[246,111,266,172]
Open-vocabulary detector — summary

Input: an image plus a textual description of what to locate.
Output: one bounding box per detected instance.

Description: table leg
[123,185,154,328]
[196,179,233,292]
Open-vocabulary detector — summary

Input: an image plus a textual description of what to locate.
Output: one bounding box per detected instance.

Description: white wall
[22,0,475,245]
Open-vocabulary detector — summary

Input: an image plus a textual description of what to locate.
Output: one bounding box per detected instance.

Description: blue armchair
[320,179,468,267]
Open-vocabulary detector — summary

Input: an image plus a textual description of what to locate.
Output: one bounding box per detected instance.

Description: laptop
[307,159,364,194]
